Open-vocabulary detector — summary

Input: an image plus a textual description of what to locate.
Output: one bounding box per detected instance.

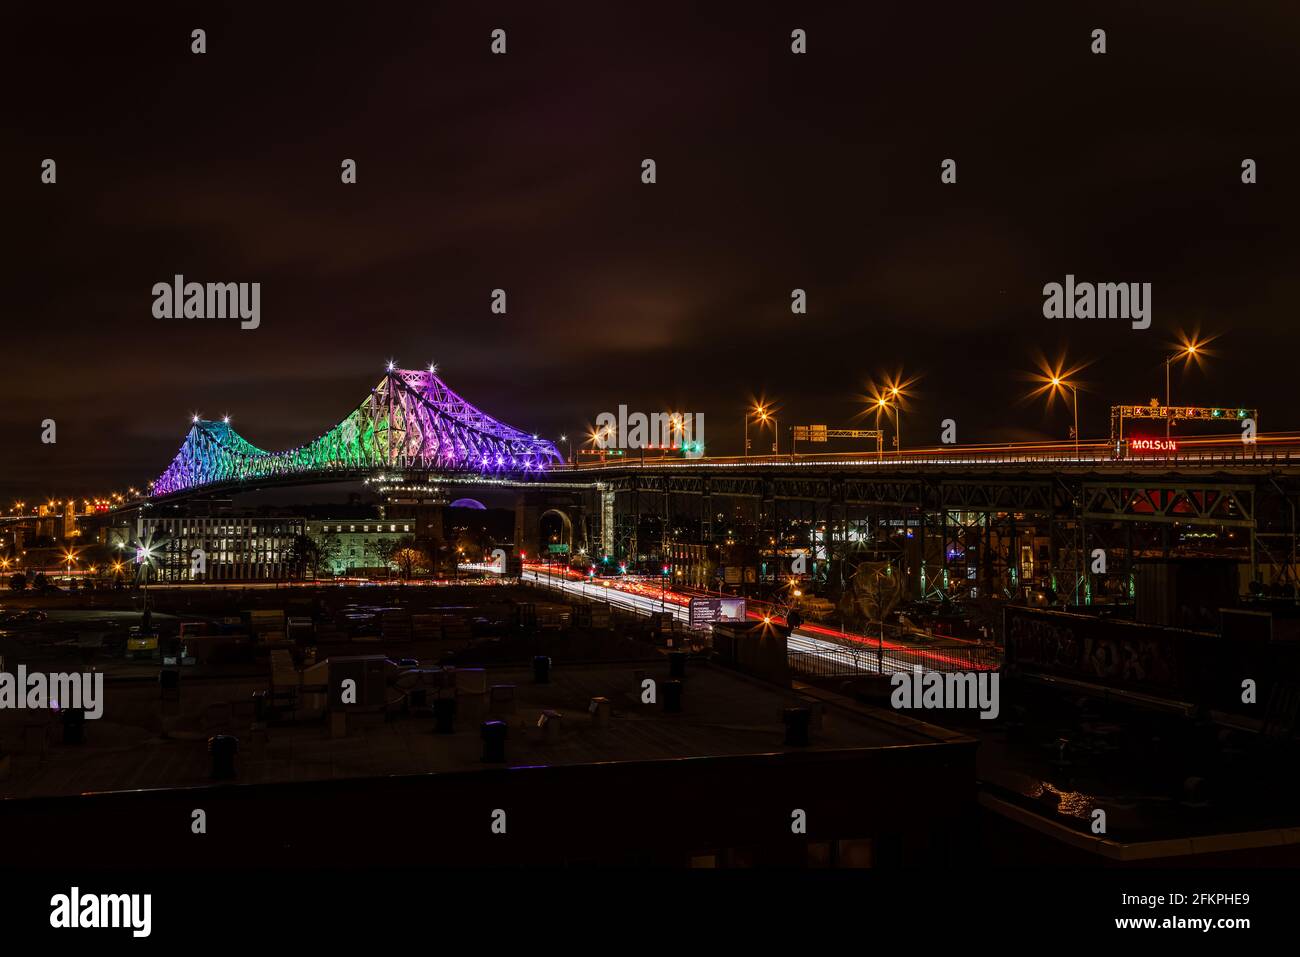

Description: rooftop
[0,657,960,800]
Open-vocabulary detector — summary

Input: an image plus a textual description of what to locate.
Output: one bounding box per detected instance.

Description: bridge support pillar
[514,497,541,559]
[601,488,615,557]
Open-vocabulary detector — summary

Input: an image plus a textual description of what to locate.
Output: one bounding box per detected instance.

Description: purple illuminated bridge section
[150,368,562,496]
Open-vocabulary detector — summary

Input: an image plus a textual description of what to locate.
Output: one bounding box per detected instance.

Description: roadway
[30,431,1300,514]
[514,565,994,674]
[561,432,1300,473]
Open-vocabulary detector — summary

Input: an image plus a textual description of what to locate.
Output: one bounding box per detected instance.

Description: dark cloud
[3,2,1299,498]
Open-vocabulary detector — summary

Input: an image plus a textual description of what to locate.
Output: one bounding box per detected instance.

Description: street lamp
[868,375,914,456]
[587,424,615,462]
[746,402,778,457]
[1165,337,1205,439]
[1029,357,1087,458]
[1049,376,1080,457]
[134,539,158,631]
[872,394,892,458]
[889,386,902,453]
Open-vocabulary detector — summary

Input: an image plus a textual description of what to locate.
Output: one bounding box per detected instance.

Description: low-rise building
[139,515,304,582]
[304,519,414,576]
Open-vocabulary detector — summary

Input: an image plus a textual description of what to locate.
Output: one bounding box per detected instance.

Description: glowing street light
[745,400,779,457]
[866,374,917,455]
[1028,356,1087,457]
[1051,376,1081,456]
[1165,334,1211,439]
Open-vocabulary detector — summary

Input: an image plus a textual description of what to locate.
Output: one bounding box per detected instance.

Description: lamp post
[869,378,913,457]
[873,395,894,457]
[889,386,902,454]
[746,402,778,457]
[1165,340,1201,440]
[1049,376,1079,458]
[134,542,156,632]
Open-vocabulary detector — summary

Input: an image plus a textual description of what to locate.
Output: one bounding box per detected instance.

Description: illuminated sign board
[1129,438,1176,452]
[688,597,747,629]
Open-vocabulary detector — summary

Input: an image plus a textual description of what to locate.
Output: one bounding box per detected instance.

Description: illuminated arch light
[450,498,487,510]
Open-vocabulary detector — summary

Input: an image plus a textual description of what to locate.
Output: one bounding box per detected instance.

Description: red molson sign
[1129,438,1176,452]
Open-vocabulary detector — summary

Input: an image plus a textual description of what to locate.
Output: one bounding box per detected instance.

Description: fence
[789,642,1000,678]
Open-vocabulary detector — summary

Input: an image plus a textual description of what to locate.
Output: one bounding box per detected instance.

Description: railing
[567,450,1300,469]
[789,642,1001,677]
[562,439,1300,471]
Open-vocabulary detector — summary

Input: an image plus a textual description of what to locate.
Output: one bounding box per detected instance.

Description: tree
[286,534,320,579]
[33,572,48,593]
[852,558,903,672]
[312,531,341,576]
[9,574,25,591]
[854,559,902,623]
[453,526,493,563]
[390,536,427,580]
[373,538,400,578]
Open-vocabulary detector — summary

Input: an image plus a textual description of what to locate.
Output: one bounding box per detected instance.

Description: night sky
[5,2,1300,500]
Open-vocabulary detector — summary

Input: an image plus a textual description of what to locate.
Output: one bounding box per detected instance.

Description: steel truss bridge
[571,450,1300,606]
[150,368,563,498]
[141,371,1300,601]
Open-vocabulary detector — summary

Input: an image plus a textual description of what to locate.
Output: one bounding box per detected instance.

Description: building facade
[139,516,305,582]
[304,519,414,576]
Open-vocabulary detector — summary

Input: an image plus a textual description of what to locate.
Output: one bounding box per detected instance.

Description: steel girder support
[1080,480,1254,527]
